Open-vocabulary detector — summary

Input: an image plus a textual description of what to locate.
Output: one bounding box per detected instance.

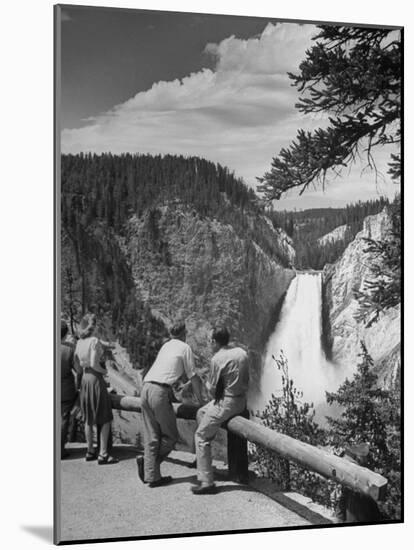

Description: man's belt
[146,380,171,389]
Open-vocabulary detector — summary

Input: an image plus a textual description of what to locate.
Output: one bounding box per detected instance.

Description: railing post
[226,409,249,484]
[337,488,382,523]
[338,444,382,523]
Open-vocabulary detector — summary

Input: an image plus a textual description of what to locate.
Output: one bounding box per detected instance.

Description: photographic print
[55,3,402,545]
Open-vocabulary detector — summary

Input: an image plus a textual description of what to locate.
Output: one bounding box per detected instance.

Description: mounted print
[54,3,403,545]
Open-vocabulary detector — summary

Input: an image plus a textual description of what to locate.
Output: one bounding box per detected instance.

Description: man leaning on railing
[137,321,203,488]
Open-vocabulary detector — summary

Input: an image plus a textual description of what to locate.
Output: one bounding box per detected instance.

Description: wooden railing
[110,394,387,520]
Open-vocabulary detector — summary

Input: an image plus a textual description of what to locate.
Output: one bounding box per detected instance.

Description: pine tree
[325,342,401,519]
[258,26,401,200]
[250,353,326,489]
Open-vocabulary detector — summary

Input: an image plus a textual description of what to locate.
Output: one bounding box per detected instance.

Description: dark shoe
[85,450,97,462]
[191,484,218,495]
[136,456,146,483]
[97,453,119,465]
[148,476,173,488]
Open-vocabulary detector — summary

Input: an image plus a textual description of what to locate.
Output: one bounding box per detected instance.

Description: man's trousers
[195,396,246,486]
[141,382,179,483]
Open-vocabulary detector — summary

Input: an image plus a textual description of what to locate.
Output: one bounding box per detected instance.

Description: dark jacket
[61,341,77,402]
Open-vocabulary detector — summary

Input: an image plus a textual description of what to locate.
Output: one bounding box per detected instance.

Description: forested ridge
[62,152,391,273]
[62,152,259,229]
[61,152,292,370]
[268,197,392,269]
[62,152,296,262]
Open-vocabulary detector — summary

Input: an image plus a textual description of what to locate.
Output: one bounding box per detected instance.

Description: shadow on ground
[62,445,138,463]
[165,456,195,468]
[21,525,53,543]
[163,474,198,486]
[213,484,256,494]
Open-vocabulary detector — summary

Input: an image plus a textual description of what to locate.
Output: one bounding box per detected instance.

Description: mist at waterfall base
[248,273,350,426]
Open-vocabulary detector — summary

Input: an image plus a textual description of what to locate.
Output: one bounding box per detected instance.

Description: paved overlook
[59,443,334,542]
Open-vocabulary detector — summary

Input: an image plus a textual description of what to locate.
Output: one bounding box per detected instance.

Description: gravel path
[58,443,310,543]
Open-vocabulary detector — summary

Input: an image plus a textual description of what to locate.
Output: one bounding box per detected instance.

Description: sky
[59,5,400,210]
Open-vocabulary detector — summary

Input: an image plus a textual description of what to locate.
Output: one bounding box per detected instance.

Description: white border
[2,1,411,549]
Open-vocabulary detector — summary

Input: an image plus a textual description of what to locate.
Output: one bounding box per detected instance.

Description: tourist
[61,320,82,458]
[138,321,203,487]
[74,313,118,464]
[192,326,249,495]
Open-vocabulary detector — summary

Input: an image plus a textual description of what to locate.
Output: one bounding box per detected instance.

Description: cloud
[61,21,399,207]
[63,23,315,171]
[204,22,315,75]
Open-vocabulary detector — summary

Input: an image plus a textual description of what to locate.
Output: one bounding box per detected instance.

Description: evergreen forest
[268,197,391,269]
[61,153,290,370]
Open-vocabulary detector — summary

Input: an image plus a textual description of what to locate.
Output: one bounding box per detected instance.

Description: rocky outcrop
[318,224,349,246]
[125,204,295,371]
[323,210,400,388]
[106,345,142,446]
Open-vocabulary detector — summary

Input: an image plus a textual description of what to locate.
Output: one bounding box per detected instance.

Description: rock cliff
[105,346,142,447]
[317,224,349,246]
[323,210,400,388]
[125,203,295,372]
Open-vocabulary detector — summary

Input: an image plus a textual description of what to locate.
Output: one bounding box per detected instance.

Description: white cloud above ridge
[62,23,315,159]
[204,22,315,75]
[61,21,399,207]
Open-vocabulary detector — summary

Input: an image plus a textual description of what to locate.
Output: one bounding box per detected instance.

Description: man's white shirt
[145,338,196,386]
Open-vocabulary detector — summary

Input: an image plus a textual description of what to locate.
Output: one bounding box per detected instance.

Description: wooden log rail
[110,394,387,504]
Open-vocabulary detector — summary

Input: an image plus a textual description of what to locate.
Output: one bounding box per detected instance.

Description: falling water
[248,272,347,424]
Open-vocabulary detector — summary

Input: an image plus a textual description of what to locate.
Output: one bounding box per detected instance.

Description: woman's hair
[212,326,230,346]
[78,313,97,339]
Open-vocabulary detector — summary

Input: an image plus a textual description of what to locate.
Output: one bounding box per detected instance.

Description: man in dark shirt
[192,326,249,494]
[61,320,82,458]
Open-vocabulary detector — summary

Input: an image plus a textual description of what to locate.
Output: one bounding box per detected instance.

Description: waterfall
[248,272,347,423]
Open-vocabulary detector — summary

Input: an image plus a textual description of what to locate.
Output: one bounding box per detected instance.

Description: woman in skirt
[75,313,118,464]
